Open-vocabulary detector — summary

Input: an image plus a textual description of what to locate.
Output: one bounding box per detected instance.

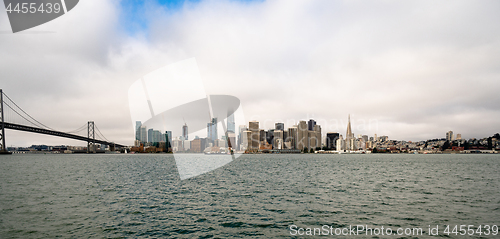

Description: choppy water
[0,154,499,238]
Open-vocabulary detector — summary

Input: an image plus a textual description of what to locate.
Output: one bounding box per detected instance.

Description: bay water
[1,154,499,238]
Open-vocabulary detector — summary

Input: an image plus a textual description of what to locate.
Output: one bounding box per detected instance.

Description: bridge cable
[94,124,110,143]
[3,101,47,129]
[2,92,55,130]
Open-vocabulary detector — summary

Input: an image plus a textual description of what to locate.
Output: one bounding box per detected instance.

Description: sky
[1,0,500,147]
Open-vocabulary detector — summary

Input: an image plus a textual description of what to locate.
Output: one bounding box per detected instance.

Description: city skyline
[1,0,500,147]
[119,114,497,155]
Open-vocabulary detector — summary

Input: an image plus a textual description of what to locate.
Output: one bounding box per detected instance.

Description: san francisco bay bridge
[0,89,126,154]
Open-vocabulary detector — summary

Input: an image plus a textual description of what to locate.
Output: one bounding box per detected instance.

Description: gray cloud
[1,0,499,147]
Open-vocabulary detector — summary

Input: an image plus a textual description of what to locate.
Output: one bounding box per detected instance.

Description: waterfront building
[308,130,318,150]
[336,135,344,152]
[207,118,218,141]
[266,129,274,145]
[227,132,236,149]
[135,121,142,141]
[287,126,298,149]
[148,129,154,143]
[227,114,235,133]
[242,130,252,151]
[259,129,266,143]
[190,138,206,153]
[237,125,247,150]
[326,132,340,150]
[153,130,162,143]
[274,130,284,149]
[275,122,284,131]
[456,134,462,140]
[446,131,454,141]
[140,126,147,143]
[297,121,308,150]
[172,137,183,152]
[308,119,316,131]
[249,121,260,150]
[314,125,322,149]
[362,135,368,142]
[165,131,172,149]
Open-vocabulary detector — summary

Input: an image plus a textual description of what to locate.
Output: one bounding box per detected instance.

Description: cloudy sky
[1,0,499,147]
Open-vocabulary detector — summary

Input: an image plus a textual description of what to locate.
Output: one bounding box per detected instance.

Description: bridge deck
[3,122,126,148]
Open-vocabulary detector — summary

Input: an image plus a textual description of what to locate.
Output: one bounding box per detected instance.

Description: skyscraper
[326,132,340,150]
[336,135,344,152]
[249,121,259,150]
[238,125,247,150]
[345,115,354,151]
[153,130,161,143]
[297,121,308,150]
[275,122,284,131]
[207,118,218,141]
[446,131,453,141]
[265,129,274,145]
[182,123,188,140]
[148,128,154,143]
[135,121,142,141]
[287,126,298,149]
[274,130,284,149]
[165,131,172,149]
[308,119,316,131]
[140,126,147,143]
[313,124,321,149]
[227,113,235,133]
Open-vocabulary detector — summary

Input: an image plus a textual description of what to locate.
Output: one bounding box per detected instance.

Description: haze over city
[1,0,499,147]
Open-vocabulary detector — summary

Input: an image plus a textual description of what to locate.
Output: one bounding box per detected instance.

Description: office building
[287,126,298,149]
[140,126,147,143]
[238,125,247,150]
[446,131,454,141]
[190,138,206,153]
[135,121,142,141]
[207,118,218,141]
[227,114,235,133]
[274,130,284,149]
[297,121,308,150]
[148,129,154,143]
[326,132,340,150]
[242,130,252,151]
[165,131,172,149]
[308,119,316,131]
[275,122,284,131]
[249,121,259,150]
[314,125,321,149]
[336,135,344,152]
[182,123,188,140]
[266,129,274,145]
[259,129,266,143]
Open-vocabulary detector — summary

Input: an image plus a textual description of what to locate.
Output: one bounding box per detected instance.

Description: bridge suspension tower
[0,89,9,154]
[87,121,95,154]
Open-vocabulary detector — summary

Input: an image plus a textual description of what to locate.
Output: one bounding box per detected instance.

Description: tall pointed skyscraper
[346,114,352,138]
[345,114,354,151]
